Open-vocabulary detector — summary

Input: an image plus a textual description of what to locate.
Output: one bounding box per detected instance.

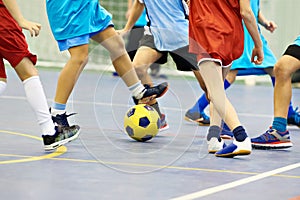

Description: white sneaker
[207,137,225,153]
[215,137,252,158]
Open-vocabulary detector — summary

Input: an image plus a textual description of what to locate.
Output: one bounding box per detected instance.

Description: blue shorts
[57,24,113,51]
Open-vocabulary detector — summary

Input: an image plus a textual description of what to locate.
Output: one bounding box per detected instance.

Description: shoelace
[54,113,76,127]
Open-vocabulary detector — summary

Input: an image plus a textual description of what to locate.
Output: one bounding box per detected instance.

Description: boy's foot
[288,107,300,127]
[207,137,226,153]
[251,128,293,149]
[133,82,169,104]
[159,114,169,131]
[50,108,77,127]
[215,137,251,158]
[43,125,80,151]
[184,110,210,126]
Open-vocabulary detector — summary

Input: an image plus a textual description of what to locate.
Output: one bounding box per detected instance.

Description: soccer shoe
[215,137,252,158]
[184,109,210,126]
[51,110,77,127]
[288,107,300,127]
[159,113,169,131]
[207,137,226,153]
[220,123,233,140]
[43,125,80,151]
[251,128,293,149]
[133,82,169,105]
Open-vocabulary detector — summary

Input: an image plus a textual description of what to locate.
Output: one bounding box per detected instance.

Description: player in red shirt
[0,0,80,150]
[189,0,263,157]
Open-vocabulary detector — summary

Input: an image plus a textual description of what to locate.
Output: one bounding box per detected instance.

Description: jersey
[135,9,147,27]
[139,0,189,51]
[46,0,112,41]
[231,0,277,71]
[189,0,244,66]
[294,35,300,46]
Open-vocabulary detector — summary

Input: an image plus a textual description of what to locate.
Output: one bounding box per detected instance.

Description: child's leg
[198,61,243,135]
[92,27,168,103]
[55,44,88,106]
[14,57,56,135]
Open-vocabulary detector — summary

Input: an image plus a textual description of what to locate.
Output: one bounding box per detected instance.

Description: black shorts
[139,34,198,71]
[283,44,300,60]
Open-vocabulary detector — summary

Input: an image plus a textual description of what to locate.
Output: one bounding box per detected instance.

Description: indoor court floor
[0,67,299,200]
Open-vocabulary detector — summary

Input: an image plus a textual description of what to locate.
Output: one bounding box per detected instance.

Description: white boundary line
[171,162,300,200]
[0,95,272,118]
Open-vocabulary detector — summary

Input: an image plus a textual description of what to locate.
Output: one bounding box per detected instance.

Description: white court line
[171,162,300,200]
[0,95,272,118]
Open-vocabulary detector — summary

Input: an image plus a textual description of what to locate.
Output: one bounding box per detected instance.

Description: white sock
[51,107,66,116]
[129,81,145,99]
[23,76,56,136]
[0,81,7,96]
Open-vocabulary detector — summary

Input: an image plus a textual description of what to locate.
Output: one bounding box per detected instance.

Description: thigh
[133,46,163,68]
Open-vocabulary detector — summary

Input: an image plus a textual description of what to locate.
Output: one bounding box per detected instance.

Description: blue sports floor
[0,67,299,200]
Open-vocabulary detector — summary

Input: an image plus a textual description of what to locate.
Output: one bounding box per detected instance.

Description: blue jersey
[135,9,147,27]
[231,0,277,71]
[46,0,112,40]
[139,0,189,51]
[294,35,300,46]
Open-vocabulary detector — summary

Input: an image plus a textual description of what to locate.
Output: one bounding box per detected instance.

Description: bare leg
[274,55,300,118]
[55,45,88,104]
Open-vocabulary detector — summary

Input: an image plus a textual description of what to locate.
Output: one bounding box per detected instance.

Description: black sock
[233,126,247,142]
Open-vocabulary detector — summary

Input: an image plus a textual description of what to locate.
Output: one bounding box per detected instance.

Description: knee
[274,61,291,80]
[109,36,127,60]
[71,54,89,67]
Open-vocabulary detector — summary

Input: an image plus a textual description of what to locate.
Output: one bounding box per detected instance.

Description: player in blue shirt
[45,0,169,127]
[251,35,300,149]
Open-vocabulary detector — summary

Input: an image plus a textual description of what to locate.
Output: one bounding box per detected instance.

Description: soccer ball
[124,104,161,142]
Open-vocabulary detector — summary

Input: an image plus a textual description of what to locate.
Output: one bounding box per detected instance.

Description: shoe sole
[220,135,233,140]
[156,84,169,98]
[138,85,169,104]
[44,129,81,151]
[184,116,210,126]
[251,142,293,150]
[159,124,170,132]
[215,150,251,158]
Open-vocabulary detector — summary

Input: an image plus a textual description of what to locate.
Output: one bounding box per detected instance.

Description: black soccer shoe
[43,125,80,151]
[133,82,169,105]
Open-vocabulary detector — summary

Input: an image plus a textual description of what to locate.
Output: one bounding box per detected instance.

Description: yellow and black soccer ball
[124,104,160,142]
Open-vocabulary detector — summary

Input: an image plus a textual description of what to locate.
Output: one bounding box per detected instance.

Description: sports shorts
[283,44,300,61]
[0,7,37,78]
[57,24,114,51]
[139,34,198,71]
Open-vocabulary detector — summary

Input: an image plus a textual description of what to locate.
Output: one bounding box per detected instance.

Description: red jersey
[189,0,244,66]
[0,0,37,76]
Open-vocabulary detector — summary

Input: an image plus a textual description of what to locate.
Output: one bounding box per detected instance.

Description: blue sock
[52,102,66,110]
[270,76,294,117]
[272,117,287,132]
[233,126,247,142]
[191,79,232,113]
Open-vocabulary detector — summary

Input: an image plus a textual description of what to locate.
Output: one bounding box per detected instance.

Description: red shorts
[189,0,244,66]
[0,6,37,79]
